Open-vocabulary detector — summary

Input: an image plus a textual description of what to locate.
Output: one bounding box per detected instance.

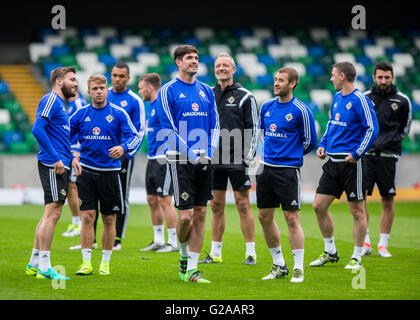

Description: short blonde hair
[87,74,107,89]
[216,52,236,68]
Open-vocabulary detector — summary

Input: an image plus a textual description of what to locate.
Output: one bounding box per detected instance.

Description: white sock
[210,241,222,257]
[378,233,390,248]
[245,242,256,258]
[153,225,165,245]
[179,241,188,258]
[81,248,92,261]
[187,251,200,272]
[324,237,337,254]
[39,250,51,272]
[167,228,177,246]
[102,250,112,263]
[29,248,39,268]
[292,249,304,271]
[72,216,81,226]
[352,246,362,263]
[364,228,371,245]
[269,246,286,266]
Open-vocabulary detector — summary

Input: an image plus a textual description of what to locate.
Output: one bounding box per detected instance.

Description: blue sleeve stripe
[160,80,178,132]
[293,99,311,150]
[355,91,375,155]
[41,93,57,118]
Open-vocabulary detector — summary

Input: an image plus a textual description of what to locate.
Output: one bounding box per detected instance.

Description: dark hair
[374,60,393,76]
[113,61,130,74]
[50,66,76,86]
[173,45,199,63]
[139,73,161,90]
[332,62,356,82]
[277,67,299,90]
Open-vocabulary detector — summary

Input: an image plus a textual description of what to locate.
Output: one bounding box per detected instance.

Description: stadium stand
[1,26,420,154]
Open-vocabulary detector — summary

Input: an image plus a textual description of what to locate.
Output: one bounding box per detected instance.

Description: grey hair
[216,52,236,68]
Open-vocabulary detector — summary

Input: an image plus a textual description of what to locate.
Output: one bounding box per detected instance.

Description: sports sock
[351,246,362,263]
[323,237,337,254]
[179,241,188,258]
[245,242,256,258]
[210,241,222,257]
[102,250,112,263]
[153,225,165,245]
[167,228,177,247]
[39,250,51,273]
[72,216,81,226]
[29,248,39,268]
[292,249,304,271]
[269,246,286,266]
[378,233,390,248]
[364,228,371,245]
[187,251,200,272]
[81,248,92,261]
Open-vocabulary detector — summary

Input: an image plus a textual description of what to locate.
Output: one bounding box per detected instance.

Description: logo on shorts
[120,100,128,107]
[60,189,66,196]
[349,192,356,197]
[92,127,100,135]
[346,102,352,110]
[105,114,114,123]
[113,206,120,211]
[285,113,293,121]
[270,124,277,132]
[192,103,199,111]
[181,192,190,201]
[79,199,83,206]
[290,200,298,206]
[388,188,395,193]
[335,113,340,121]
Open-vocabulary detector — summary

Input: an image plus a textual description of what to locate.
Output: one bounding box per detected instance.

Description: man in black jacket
[362,60,412,258]
[199,53,259,265]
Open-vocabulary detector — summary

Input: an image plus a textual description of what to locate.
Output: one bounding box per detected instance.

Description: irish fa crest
[285,113,293,121]
[391,102,399,111]
[227,96,235,104]
[199,90,206,98]
[346,102,352,110]
[106,114,114,123]
[120,100,128,107]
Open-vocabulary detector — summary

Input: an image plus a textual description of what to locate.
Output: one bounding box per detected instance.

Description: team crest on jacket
[120,100,128,107]
[228,96,235,104]
[391,102,399,111]
[199,90,205,98]
[285,113,293,121]
[92,127,100,135]
[346,102,352,110]
[106,114,114,123]
[270,124,277,132]
[192,103,199,111]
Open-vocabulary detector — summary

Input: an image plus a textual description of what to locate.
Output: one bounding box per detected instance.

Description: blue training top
[319,89,379,160]
[69,101,141,171]
[259,96,317,168]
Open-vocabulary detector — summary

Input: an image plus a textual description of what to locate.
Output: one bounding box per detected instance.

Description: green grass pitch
[0,202,419,300]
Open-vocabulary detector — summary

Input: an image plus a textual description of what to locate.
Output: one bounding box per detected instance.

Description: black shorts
[364,155,397,197]
[213,164,251,191]
[76,167,123,215]
[145,158,173,196]
[38,161,70,205]
[316,157,366,201]
[169,161,213,210]
[256,164,301,211]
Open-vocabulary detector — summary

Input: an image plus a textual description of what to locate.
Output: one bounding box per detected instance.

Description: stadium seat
[364,45,386,60]
[0,82,9,94]
[97,26,118,38]
[337,36,358,51]
[84,35,105,49]
[241,36,262,50]
[334,53,356,64]
[194,27,214,41]
[122,35,144,47]
[310,28,329,41]
[375,36,395,48]
[2,131,23,148]
[136,52,160,67]
[109,43,132,59]
[284,62,306,76]
[29,43,51,63]
[43,34,65,46]
[310,90,333,108]
[251,89,272,107]
[0,109,11,124]
[393,53,415,68]
[412,89,420,105]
